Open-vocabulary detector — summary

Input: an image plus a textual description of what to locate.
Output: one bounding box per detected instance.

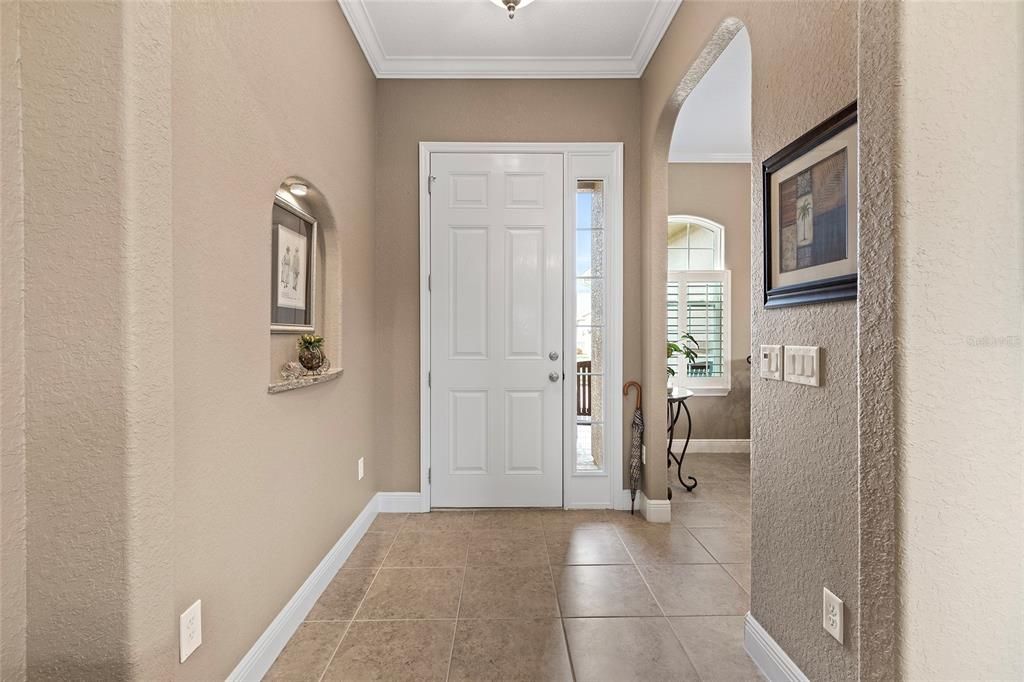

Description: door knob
[548,372,560,382]
[549,351,560,361]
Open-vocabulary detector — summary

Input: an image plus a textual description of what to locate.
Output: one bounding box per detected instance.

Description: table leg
[666,400,697,495]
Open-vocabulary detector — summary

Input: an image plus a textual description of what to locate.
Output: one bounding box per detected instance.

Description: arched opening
[663,25,750,415]
[639,15,757,674]
[638,18,747,507]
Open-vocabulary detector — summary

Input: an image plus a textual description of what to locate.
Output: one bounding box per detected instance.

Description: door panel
[448,227,488,358]
[430,153,564,508]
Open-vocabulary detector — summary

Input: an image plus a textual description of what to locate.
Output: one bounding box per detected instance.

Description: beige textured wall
[895,2,1024,678]
[374,79,642,492]
[0,0,27,678]
[171,1,377,678]
[5,0,375,677]
[642,2,858,678]
[19,2,176,677]
[667,163,751,440]
[856,2,900,676]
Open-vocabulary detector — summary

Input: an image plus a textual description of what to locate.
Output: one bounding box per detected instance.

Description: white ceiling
[338,0,683,78]
[669,28,751,163]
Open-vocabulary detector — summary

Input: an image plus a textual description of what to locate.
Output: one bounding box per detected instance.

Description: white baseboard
[614,488,671,522]
[226,493,380,682]
[377,491,426,513]
[743,613,809,682]
[640,493,671,523]
[671,438,750,454]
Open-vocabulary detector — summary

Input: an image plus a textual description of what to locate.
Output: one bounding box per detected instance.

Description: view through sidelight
[575,180,606,473]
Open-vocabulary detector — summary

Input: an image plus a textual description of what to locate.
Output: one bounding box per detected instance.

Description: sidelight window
[575,180,606,473]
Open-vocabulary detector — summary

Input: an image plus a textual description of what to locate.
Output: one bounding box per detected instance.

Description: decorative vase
[298,346,324,372]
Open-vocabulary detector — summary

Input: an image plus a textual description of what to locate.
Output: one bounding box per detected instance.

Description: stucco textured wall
[667,162,751,441]
[894,2,1024,678]
[20,2,176,677]
[374,79,642,493]
[642,1,859,678]
[9,0,376,677]
[0,0,27,678]
[855,1,900,677]
[172,2,378,678]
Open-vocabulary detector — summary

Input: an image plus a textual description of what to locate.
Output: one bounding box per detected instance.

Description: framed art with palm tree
[763,102,858,308]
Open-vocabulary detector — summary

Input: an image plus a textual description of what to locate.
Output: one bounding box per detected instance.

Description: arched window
[667,215,724,271]
[667,215,731,396]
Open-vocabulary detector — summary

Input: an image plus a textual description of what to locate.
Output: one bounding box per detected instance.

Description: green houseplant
[296,334,326,372]
[667,333,699,378]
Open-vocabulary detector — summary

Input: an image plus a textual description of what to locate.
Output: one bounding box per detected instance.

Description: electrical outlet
[358,457,364,481]
[179,599,202,663]
[823,588,844,644]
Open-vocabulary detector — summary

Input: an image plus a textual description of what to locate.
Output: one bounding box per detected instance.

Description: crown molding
[669,152,753,164]
[337,0,682,79]
[631,0,683,76]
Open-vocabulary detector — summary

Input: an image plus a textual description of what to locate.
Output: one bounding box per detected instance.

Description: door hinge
[428,468,431,484]
[427,175,436,195]
[428,274,431,291]
[427,371,431,388]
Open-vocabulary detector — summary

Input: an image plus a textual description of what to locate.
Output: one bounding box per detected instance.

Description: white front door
[429,153,564,508]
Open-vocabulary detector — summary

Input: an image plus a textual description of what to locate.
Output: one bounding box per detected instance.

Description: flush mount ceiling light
[288,183,309,197]
[490,0,535,20]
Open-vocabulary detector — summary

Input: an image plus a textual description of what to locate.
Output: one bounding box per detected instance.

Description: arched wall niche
[269,176,343,380]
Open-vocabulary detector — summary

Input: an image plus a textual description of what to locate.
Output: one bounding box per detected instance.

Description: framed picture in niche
[763,102,858,308]
[271,196,317,333]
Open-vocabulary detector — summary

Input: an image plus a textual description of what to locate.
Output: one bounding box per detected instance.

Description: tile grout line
[619,501,715,682]
[682,524,755,593]
[287,500,748,680]
[315,514,407,682]
[442,512,473,682]
[543,522,579,682]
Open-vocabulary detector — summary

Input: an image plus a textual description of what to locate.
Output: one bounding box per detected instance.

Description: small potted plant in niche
[667,333,699,387]
[297,334,326,373]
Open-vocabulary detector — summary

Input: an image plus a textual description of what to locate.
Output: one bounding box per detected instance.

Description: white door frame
[419,142,624,511]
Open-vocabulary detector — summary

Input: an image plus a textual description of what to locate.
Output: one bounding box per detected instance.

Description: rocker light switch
[759,345,783,381]
[784,345,820,386]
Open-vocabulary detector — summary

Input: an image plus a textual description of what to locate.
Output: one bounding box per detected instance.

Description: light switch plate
[358,457,365,481]
[784,345,820,386]
[759,345,783,381]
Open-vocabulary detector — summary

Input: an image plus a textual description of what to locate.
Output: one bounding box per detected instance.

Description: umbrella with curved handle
[623,381,644,515]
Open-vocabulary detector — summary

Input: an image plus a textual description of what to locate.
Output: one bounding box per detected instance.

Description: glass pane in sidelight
[576,180,606,230]
[575,326,605,374]
[575,422,604,473]
[575,230,606,277]
[576,279,605,327]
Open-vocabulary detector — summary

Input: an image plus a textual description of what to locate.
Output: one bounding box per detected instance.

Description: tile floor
[265,453,762,681]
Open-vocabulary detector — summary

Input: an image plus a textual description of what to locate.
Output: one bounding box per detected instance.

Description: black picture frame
[763,102,858,308]
[270,196,318,333]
